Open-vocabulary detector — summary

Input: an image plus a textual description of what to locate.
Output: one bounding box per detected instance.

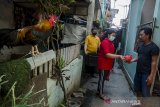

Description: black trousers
[85,54,97,75]
[85,65,95,76]
[97,70,110,95]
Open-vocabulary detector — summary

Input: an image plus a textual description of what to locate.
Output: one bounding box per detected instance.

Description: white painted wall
[26,50,83,107]
[47,56,83,107]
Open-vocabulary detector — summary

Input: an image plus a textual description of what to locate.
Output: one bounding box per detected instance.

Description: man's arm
[147,55,159,86]
[84,36,88,54]
[84,43,88,54]
[131,55,138,62]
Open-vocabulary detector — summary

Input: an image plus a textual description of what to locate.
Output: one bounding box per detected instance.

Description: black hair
[91,28,97,32]
[140,27,152,39]
[101,28,116,41]
[107,28,116,35]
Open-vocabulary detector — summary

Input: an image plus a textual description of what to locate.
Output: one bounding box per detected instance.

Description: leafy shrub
[0,59,30,96]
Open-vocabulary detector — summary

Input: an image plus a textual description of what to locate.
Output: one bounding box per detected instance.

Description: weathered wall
[47,56,83,107]
[141,0,156,24]
[122,0,144,86]
[153,0,160,48]
[26,50,83,107]
[0,0,14,28]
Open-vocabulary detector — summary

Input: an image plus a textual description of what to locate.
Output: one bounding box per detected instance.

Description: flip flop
[131,102,141,107]
[104,98,111,104]
[99,94,110,101]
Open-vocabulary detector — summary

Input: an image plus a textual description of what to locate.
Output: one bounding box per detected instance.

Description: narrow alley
[0,0,160,107]
[81,62,137,107]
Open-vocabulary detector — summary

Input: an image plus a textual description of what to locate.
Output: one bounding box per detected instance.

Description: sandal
[99,94,110,100]
[131,101,141,107]
[98,94,111,103]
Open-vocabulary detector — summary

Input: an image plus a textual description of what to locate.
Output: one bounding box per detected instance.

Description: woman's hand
[119,55,125,61]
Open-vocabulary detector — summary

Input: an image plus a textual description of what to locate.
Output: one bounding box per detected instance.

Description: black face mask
[92,33,97,35]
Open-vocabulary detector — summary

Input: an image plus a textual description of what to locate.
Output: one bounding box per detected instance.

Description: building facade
[122,0,160,90]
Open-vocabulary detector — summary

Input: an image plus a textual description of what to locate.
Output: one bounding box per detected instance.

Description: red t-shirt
[97,38,115,70]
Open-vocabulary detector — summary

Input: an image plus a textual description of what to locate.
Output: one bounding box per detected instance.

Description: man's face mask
[108,35,115,41]
[92,30,97,35]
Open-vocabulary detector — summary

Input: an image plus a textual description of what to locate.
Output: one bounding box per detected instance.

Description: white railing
[26,50,55,77]
[26,44,81,77]
[60,44,81,66]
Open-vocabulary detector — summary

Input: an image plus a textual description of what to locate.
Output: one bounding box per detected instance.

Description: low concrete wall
[26,50,83,107]
[47,56,83,107]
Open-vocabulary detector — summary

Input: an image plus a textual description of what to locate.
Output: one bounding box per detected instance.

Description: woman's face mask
[108,35,116,41]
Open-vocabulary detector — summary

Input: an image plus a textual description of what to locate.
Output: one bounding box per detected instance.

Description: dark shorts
[134,72,150,97]
[85,53,98,66]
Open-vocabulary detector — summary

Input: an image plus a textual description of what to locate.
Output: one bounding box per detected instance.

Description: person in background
[100,29,108,41]
[84,28,100,77]
[97,29,124,100]
[127,27,159,97]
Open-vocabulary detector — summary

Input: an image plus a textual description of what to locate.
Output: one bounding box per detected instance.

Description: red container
[124,55,132,62]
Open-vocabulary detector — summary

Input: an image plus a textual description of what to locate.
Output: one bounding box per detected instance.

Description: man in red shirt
[97,29,124,100]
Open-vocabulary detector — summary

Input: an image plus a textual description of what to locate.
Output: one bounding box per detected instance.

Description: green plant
[0,59,30,96]
[33,0,75,16]
[59,103,66,107]
[0,75,8,86]
[57,56,65,69]
[0,75,46,107]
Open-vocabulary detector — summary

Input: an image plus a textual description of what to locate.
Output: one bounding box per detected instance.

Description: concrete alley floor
[81,62,137,107]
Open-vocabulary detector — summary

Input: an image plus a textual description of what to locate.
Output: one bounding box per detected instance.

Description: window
[14,2,38,29]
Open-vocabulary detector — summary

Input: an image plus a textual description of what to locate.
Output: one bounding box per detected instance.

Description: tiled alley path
[81,62,137,107]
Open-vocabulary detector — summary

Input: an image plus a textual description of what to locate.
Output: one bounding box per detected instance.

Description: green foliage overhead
[33,0,75,15]
[0,59,31,96]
